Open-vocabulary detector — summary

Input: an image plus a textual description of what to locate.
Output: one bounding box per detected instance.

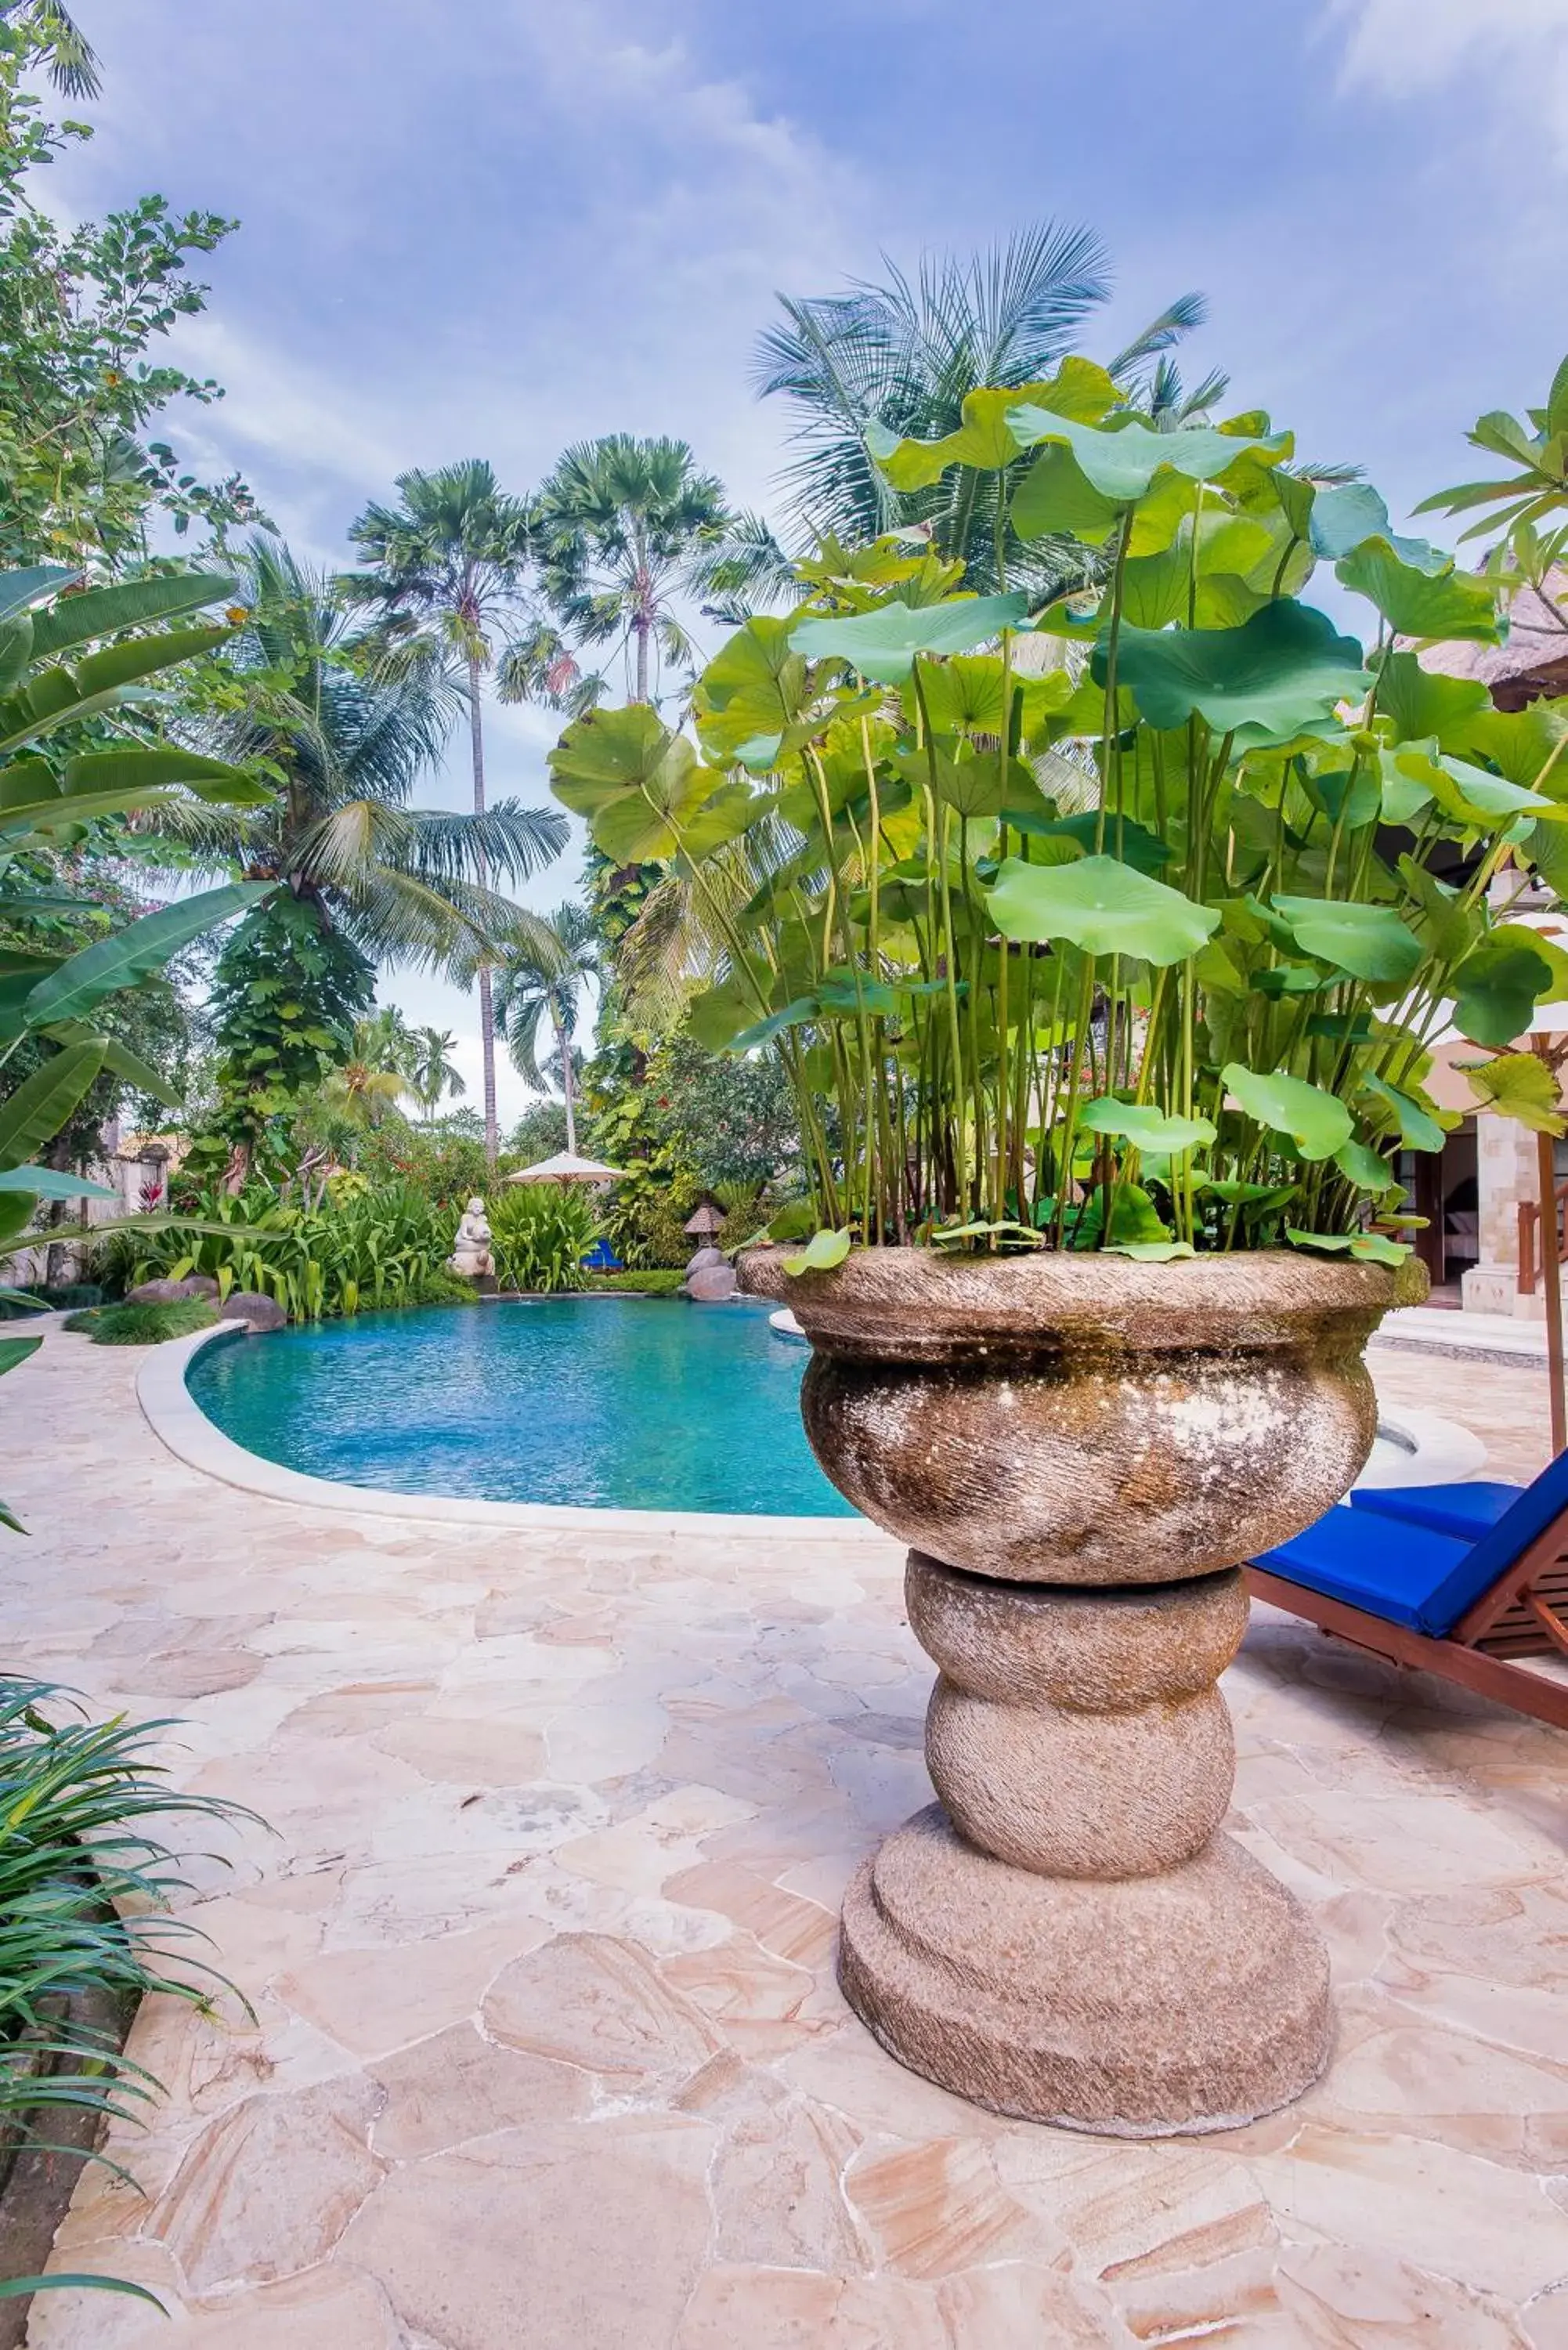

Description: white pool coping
[135,1323,891,1543]
[137,1321,1493,1546]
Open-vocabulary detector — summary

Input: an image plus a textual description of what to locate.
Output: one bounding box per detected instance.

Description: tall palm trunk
[633,533,651,703]
[466,648,499,1170]
[552,1006,577,1155]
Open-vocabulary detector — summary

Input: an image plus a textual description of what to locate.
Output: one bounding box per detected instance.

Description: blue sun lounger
[1248,1452,1568,1730]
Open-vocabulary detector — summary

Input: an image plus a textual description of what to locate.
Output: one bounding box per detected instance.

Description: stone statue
[449,1196,494,1282]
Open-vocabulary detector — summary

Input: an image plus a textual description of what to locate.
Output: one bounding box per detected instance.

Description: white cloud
[1329,0,1568,152]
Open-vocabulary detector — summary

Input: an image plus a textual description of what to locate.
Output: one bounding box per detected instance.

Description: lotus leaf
[782,1226,853,1274]
[1452,926,1568,1048]
[1004,407,1288,504]
[1270,895,1422,985]
[1359,1072,1450,1152]
[1078,1098,1216,1153]
[1462,703,1568,791]
[1103,602,1368,748]
[1374,650,1491,750]
[1458,1050,1564,1135]
[791,594,1032,684]
[867,360,1120,491]
[1338,537,1504,643]
[1222,1064,1354,1160]
[1287,1226,1409,1266]
[1333,1137,1398,1193]
[1393,746,1559,830]
[987,855,1219,965]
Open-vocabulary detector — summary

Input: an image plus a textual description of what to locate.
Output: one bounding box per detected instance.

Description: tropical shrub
[350,1114,494,1209]
[0,16,261,569]
[551,360,1568,1269]
[490,1184,599,1292]
[0,563,273,1528]
[64,1297,216,1344]
[0,1677,255,2312]
[188,891,376,1185]
[585,1267,688,1295]
[98,1180,464,1322]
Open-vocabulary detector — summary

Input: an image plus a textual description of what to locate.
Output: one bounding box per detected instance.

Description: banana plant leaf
[0,1043,105,1170]
[22,882,269,1029]
[61,747,269,806]
[26,570,238,660]
[0,566,76,626]
[0,1166,116,1198]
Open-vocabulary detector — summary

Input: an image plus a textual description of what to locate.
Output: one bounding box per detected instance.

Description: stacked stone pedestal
[735,1246,1409,2135]
[839,1555,1330,2133]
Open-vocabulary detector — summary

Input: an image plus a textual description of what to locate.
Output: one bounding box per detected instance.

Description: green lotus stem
[1094,516,1132,857]
[804,743,841,970]
[912,656,971,1212]
[956,810,991,1219]
[1181,959,1197,1246]
[1052,955,1097,1248]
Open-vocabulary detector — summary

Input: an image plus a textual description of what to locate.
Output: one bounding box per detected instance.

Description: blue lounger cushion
[1349,1481,1523,1542]
[1268,1446,1568,1636]
[1255,1506,1483,1635]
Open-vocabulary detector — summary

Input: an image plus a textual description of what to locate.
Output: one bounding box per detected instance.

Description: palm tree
[356,1004,419,1077]
[524,436,734,706]
[345,460,540,1167]
[319,1056,414,1133]
[1,0,99,96]
[150,537,566,991]
[410,1027,466,1123]
[492,904,601,1156]
[753,222,1207,591]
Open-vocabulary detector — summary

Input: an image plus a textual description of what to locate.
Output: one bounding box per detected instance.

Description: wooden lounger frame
[1248,1508,1568,1732]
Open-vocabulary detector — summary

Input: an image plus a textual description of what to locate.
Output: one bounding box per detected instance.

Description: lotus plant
[547,360,1568,1268]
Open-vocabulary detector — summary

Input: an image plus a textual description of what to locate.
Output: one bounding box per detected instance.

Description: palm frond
[399,801,570,888]
[5,0,101,96]
[756,223,1150,569]
[685,511,800,622]
[1107,292,1209,379]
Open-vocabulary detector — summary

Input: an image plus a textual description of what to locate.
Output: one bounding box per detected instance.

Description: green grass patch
[64,1299,218,1346]
[583,1269,690,1296]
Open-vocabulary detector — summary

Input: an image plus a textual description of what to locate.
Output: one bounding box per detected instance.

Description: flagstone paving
[8,1325,1568,2348]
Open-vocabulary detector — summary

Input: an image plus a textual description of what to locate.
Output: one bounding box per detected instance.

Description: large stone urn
[738,1246,1405,2135]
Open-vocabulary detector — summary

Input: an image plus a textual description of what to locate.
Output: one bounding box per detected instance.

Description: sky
[51,0,1568,1129]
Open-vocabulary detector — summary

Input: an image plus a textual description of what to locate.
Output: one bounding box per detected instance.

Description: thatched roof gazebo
[683,1201,727,1242]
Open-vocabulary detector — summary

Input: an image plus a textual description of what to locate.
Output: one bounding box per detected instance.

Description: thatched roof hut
[1422,569,1568,711]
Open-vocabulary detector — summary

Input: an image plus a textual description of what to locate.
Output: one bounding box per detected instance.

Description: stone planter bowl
[739,1245,1407,2135]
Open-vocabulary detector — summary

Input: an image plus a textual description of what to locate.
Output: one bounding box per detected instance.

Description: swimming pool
[185,1296,855,1517]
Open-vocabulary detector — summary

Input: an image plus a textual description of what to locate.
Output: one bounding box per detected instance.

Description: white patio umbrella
[505,1151,627,1186]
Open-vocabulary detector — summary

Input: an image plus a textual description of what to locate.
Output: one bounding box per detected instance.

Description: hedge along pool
[185,1296,857,1517]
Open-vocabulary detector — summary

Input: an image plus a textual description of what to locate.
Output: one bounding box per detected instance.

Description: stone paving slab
[7,1325,1568,2349]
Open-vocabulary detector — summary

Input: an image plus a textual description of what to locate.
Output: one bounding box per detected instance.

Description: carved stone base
[839,1805,1331,2135]
[733,1250,1396,2137]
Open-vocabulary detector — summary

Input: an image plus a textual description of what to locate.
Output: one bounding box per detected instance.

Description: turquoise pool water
[186,1297,855,1517]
